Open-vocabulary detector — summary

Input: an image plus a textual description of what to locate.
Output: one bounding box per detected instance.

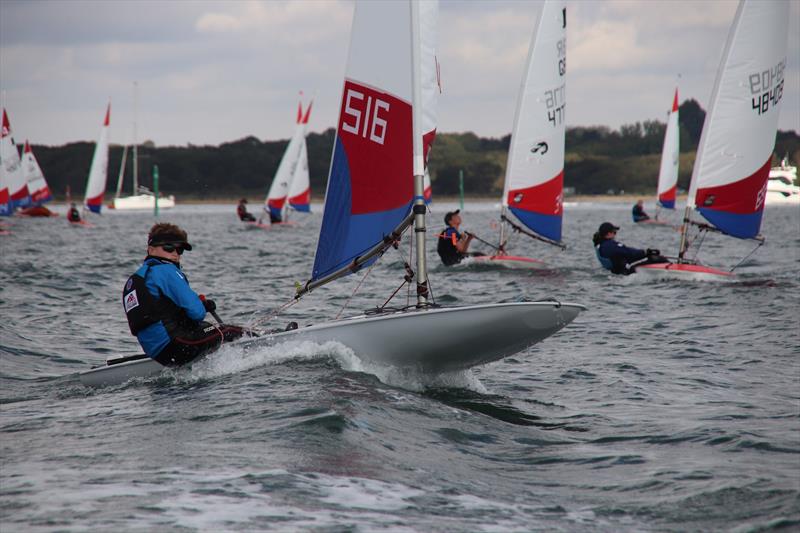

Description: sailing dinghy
[471,0,567,269]
[260,94,313,226]
[634,87,681,227]
[1,109,31,213]
[653,87,680,221]
[637,0,789,282]
[79,0,584,389]
[81,103,111,219]
[18,141,57,217]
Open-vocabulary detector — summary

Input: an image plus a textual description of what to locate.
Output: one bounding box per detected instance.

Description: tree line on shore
[28,99,800,201]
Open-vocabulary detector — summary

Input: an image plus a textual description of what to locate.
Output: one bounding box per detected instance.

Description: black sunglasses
[160,243,186,255]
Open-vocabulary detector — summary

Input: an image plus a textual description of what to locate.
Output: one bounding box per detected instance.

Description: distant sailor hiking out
[237,198,256,222]
[632,200,650,223]
[593,221,668,275]
[122,222,250,366]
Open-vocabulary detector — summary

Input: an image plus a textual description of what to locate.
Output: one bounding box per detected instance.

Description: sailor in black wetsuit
[122,222,250,366]
[437,210,476,266]
[593,222,668,275]
[237,198,256,222]
[632,200,651,223]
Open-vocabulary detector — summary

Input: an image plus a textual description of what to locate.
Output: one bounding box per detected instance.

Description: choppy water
[1,201,798,532]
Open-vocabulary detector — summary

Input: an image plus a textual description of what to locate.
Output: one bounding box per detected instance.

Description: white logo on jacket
[124,290,140,313]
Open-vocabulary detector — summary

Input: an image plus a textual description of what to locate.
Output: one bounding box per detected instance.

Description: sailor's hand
[203,299,217,312]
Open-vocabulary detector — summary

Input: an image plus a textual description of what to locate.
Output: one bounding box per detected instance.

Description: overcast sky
[1,0,798,147]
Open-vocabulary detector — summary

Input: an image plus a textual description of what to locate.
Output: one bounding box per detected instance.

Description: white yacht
[766,157,799,206]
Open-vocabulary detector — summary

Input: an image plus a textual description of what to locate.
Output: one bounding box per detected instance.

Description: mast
[114,145,128,199]
[411,0,428,306]
[132,81,138,195]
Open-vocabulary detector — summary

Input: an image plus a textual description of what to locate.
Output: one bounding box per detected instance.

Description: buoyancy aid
[122,258,196,337]
[594,245,614,272]
[437,227,463,266]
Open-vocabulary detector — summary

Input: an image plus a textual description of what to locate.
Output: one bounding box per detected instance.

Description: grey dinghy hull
[79,301,584,387]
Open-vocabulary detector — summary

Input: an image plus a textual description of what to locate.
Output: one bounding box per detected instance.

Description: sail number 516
[342,89,390,145]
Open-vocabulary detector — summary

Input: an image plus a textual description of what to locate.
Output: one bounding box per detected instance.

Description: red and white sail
[84,104,110,213]
[502,0,566,243]
[22,141,53,205]
[423,167,432,203]
[1,109,30,211]
[265,96,312,220]
[287,101,313,213]
[688,0,788,239]
[312,0,439,281]
[656,88,679,209]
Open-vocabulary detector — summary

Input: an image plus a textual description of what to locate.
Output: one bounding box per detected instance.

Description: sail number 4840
[342,89,390,145]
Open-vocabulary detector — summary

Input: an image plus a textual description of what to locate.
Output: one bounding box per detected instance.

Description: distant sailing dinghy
[637,0,789,282]
[72,103,111,226]
[260,95,313,226]
[79,0,584,388]
[472,0,567,269]
[644,87,680,226]
[18,141,58,217]
[1,109,31,213]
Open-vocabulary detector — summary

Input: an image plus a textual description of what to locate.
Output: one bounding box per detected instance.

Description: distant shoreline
[51,194,688,205]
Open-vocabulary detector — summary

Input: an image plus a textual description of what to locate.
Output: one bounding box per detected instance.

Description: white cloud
[0,0,796,145]
[195,13,243,33]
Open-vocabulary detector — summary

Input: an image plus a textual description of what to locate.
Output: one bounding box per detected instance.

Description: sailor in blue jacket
[593,222,668,275]
[122,223,247,366]
[632,200,651,223]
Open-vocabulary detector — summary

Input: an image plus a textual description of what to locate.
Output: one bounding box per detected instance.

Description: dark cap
[148,232,193,251]
[444,209,461,225]
[240,198,247,203]
[598,222,620,235]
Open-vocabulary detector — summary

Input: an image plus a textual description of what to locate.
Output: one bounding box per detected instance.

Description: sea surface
[1,201,798,532]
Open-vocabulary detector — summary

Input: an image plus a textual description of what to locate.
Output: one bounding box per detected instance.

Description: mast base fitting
[413,204,426,214]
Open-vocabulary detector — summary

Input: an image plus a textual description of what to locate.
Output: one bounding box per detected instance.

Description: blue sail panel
[312,139,411,281]
[508,207,562,242]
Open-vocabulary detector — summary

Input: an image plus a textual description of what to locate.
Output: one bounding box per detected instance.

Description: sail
[688,0,789,239]
[287,137,311,212]
[312,0,439,281]
[0,167,8,215]
[0,110,17,215]
[656,88,679,209]
[265,98,310,220]
[423,167,432,203]
[287,102,313,213]
[502,0,566,243]
[84,104,110,213]
[1,109,31,211]
[22,141,53,205]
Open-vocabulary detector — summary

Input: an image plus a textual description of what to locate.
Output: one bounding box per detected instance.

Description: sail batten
[502,0,566,244]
